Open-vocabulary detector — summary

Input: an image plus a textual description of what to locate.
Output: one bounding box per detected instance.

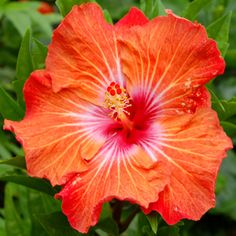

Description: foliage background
[0,0,235,235]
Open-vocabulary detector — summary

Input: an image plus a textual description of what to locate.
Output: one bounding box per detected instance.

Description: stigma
[104,82,132,121]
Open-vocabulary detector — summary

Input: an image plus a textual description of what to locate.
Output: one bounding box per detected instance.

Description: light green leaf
[0,215,6,236]
[56,0,95,17]
[212,97,236,121]
[43,13,62,25]
[28,11,52,39]
[140,0,166,19]
[4,2,39,12]
[31,38,48,70]
[0,0,8,6]
[5,11,31,37]
[146,212,159,234]
[103,9,113,24]
[213,151,236,220]
[207,12,232,56]
[182,0,212,21]
[0,144,11,160]
[0,87,24,120]
[4,183,31,236]
[0,156,26,169]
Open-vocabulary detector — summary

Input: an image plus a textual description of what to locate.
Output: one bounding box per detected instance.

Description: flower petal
[118,12,225,113]
[57,140,171,233]
[115,7,148,29]
[46,3,123,105]
[4,70,108,186]
[144,108,232,223]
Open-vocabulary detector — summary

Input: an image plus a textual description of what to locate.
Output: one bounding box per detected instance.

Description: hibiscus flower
[4,3,232,233]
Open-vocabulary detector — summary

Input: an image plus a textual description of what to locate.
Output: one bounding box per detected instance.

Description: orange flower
[4,3,232,233]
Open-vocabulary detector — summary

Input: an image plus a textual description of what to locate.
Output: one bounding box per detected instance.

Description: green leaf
[4,183,31,236]
[158,226,180,236]
[0,174,59,196]
[213,151,236,220]
[0,156,26,169]
[95,218,119,236]
[4,182,60,236]
[0,0,8,6]
[0,215,6,236]
[182,0,212,21]
[35,212,83,236]
[140,0,166,19]
[0,87,24,120]
[4,1,39,12]
[56,0,95,17]
[31,38,48,70]
[15,29,33,107]
[29,190,61,236]
[0,144,11,160]
[97,0,137,20]
[138,212,156,236]
[207,12,232,56]
[220,121,236,138]
[212,97,236,121]
[27,11,53,39]
[146,212,159,234]
[103,9,113,24]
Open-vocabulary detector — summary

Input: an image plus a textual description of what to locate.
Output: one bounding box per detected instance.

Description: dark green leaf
[95,218,119,236]
[0,156,25,169]
[146,212,159,234]
[0,87,24,120]
[15,29,33,107]
[220,121,236,137]
[35,211,83,236]
[138,212,155,236]
[207,12,232,56]
[182,0,212,21]
[97,0,137,20]
[0,174,58,196]
[158,226,180,236]
[140,0,166,19]
[56,0,95,17]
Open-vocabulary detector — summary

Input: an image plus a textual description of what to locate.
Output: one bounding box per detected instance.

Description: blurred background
[0,0,236,235]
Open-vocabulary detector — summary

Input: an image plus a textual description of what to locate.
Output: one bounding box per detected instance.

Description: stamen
[104,82,132,121]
